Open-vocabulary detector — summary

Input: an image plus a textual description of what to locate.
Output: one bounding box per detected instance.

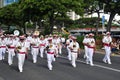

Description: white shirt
[69,41,80,52]
[102,36,112,44]
[16,41,28,52]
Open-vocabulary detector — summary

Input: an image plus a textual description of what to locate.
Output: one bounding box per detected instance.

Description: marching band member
[83,34,89,59]
[69,36,80,67]
[87,33,96,66]
[66,35,73,60]
[31,34,40,63]
[26,33,32,50]
[46,38,56,70]
[16,35,28,72]
[0,35,7,60]
[39,35,46,58]
[102,32,112,64]
[57,34,63,55]
[7,35,18,65]
[52,34,59,56]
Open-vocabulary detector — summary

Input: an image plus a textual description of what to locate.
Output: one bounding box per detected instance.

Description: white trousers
[0,48,6,60]
[8,49,15,65]
[31,48,39,63]
[39,47,45,58]
[47,54,55,70]
[58,45,62,54]
[71,52,78,67]
[103,46,111,63]
[18,54,25,72]
[87,48,94,65]
[67,46,71,60]
[84,46,88,58]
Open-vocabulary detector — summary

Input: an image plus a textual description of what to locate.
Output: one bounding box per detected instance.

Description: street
[0,49,120,80]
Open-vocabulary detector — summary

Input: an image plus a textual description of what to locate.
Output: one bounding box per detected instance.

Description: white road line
[59,56,120,73]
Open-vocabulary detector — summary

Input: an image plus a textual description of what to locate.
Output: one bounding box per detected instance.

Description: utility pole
[102,3,105,34]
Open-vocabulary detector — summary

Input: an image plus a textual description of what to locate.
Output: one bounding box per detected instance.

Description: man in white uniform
[87,33,96,66]
[46,38,56,70]
[82,34,89,59]
[102,32,112,64]
[31,35,40,63]
[7,35,18,65]
[66,35,73,60]
[39,35,46,58]
[69,36,80,67]
[0,35,7,60]
[16,36,28,72]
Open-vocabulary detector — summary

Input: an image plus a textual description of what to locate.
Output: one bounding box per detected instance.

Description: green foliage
[77,36,84,49]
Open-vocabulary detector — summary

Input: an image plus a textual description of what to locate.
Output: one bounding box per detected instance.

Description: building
[67,11,80,20]
[0,0,4,8]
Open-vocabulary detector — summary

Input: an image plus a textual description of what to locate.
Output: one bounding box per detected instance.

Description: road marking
[59,56,120,73]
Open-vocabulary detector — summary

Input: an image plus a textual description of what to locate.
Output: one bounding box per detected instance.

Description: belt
[71,51,78,53]
[9,46,15,49]
[40,44,45,46]
[104,43,110,47]
[47,52,54,54]
[33,47,39,48]
[19,52,26,54]
[0,46,6,48]
[88,46,95,48]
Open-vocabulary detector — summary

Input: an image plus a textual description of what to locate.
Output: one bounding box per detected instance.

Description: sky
[4,0,18,6]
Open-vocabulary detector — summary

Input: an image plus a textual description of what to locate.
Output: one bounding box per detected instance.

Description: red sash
[33,47,39,48]
[104,43,110,47]
[0,46,6,48]
[19,52,26,54]
[40,44,45,46]
[9,46,15,49]
[48,52,54,54]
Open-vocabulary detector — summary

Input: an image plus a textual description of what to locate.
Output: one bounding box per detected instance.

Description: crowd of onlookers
[111,38,120,54]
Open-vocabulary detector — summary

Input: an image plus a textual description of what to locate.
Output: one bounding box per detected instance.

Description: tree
[0,2,21,30]
[98,0,120,32]
[83,0,103,35]
[38,0,84,34]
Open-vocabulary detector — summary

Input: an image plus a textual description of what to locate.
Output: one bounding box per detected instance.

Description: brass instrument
[33,30,40,36]
[16,46,21,53]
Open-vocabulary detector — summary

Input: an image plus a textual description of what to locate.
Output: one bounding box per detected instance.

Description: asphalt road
[0,49,120,80]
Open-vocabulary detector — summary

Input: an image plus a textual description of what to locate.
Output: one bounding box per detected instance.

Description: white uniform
[52,38,58,54]
[46,42,56,70]
[16,40,28,72]
[102,36,112,64]
[57,37,62,54]
[31,37,40,63]
[69,41,80,67]
[0,38,7,60]
[26,36,32,50]
[83,37,89,59]
[39,39,46,58]
[7,38,18,65]
[66,39,73,60]
[87,38,95,66]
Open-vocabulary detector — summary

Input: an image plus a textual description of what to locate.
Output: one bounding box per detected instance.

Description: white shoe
[20,70,23,72]
[103,59,107,63]
[90,64,94,66]
[9,63,12,66]
[86,61,89,64]
[33,61,36,63]
[108,62,112,64]
[49,68,52,71]
[72,64,76,68]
